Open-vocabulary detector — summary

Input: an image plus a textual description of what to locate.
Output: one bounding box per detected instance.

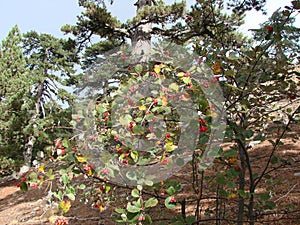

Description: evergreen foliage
[0,26,31,164]
[0,27,78,171]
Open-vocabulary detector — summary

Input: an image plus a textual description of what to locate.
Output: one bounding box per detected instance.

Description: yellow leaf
[227,157,237,165]
[154,64,162,74]
[139,105,147,111]
[227,193,237,201]
[182,76,191,84]
[38,164,44,172]
[98,204,105,212]
[212,62,222,74]
[58,200,71,214]
[165,141,177,152]
[177,72,185,77]
[87,169,93,176]
[76,154,87,163]
[161,96,168,106]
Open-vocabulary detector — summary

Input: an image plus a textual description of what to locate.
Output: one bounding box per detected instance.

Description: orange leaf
[161,96,168,106]
[212,62,222,74]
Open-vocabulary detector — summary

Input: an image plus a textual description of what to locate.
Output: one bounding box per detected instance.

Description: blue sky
[0,0,82,40]
[0,0,298,41]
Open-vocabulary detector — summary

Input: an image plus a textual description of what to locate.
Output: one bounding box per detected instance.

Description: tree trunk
[237,142,246,225]
[19,81,44,175]
[131,0,152,62]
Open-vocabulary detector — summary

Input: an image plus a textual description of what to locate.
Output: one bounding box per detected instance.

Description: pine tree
[19,31,78,171]
[61,0,186,66]
[0,26,32,169]
[0,27,78,174]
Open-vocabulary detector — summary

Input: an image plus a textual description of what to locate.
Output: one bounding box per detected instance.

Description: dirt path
[0,180,49,225]
[1,127,300,225]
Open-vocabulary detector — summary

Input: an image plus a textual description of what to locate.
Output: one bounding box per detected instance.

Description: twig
[274,183,298,203]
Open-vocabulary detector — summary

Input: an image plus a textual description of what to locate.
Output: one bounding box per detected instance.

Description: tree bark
[20,81,44,175]
[237,142,246,225]
[131,0,152,62]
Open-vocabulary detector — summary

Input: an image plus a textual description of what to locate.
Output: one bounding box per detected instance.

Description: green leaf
[145,197,158,208]
[268,140,276,146]
[115,208,126,214]
[145,214,153,224]
[99,151,113,164]
[96,104,107,114]
[62,138,69,148]
[225,69,235,77]
[216,174,226,185]
[144,180,154,186]
[126,212,140,222]
[59,169,66,175]
[126,170,137,181]
[132,125,146,134]
[237,189,247,197]
[173,182,182,191]
[223,149,237,158]
[131,189,140,198]
[55,191,63,201]
[227,180,236,188]
[79,184,86,189]
[270,156,278,164]
[186,216,196,224]
[46,168,53,176]
[134,198,142,208]
[126,203,141,213]
[260,193,271,201]
[66,186,76,195]
[130,150,139,162]
[199,135,209,145]
[265,200,276,209]
[29,172,38,180]
[135,64,143,73]
[225,83,243,91]
[165,196,176,209]
[20,181,28,191]
[253,133,265,142]
[166,186,176,195]
[66,193,76,201]
[243,130,254,138]
[176,158,185,166]
[119,114,132,126]
[169,83,179,92]
[61,174,69,185]
[137,185,143,191]
[105,185,111,193]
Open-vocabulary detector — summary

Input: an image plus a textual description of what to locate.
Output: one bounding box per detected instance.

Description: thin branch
[274,183,298,203]
[254,105,300,187]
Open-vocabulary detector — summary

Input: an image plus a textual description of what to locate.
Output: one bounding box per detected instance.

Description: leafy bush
[0,156,19,176]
